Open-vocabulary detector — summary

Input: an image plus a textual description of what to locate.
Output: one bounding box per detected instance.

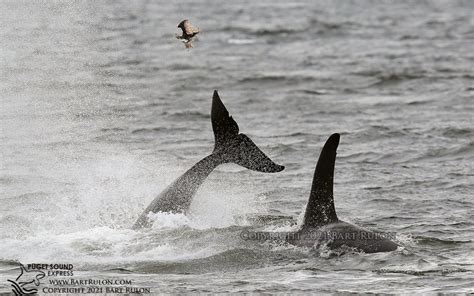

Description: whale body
[133,90,284,229]
[287,134,398,253]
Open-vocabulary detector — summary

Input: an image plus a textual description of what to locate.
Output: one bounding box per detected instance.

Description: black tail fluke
[211,90,284,173]
[211,90,240,150]
[302,133,340,228]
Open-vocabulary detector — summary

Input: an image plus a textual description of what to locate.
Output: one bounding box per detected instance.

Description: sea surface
[0,0,473,294]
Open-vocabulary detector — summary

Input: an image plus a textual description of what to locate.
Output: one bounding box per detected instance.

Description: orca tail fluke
[302,133,340,228]
[211,90,284,173]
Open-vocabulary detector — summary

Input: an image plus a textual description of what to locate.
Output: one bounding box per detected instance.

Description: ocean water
[0,0,473,293]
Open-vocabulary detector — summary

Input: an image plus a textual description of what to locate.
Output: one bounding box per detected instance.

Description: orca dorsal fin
[302,133,340,228]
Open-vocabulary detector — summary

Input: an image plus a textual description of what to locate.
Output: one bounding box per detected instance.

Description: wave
[342,126,473,163]
[163,110,210,120]
[243,214,296,227]
[370,73,424,87]
[375,264,469,276]
[130,245,309,275]
[238,73,314,85]
[338,151,380,163]
[131,248,269,274]
[0,259,21,266]
[227,39,256,45]
[220,25,303,37]
[101,127,125,132]
[167,63,197,71]
[220,18,351,38]
[308,19,345,31]
[353,125,410,140]
[299,89,330,95]
[256,132,312,139]
[131,127,166,134]
[352,70,426,87]
[414,236,471,246]
[439,127,473,138]
[406,100,430,106]
[353,68,473,88]
[130,117,207,135]
[417,141,474,161]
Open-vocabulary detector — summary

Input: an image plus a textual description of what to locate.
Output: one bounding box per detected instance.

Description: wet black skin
[287,133,398,253]
[133,91,284,229]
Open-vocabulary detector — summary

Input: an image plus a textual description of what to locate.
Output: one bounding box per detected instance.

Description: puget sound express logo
[7,263,151,295]
[8,264,46,295]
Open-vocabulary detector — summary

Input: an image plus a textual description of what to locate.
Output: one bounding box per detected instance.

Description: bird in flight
[176,19,200,48]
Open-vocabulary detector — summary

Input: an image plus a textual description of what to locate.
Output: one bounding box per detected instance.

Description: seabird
[176,19,200,48]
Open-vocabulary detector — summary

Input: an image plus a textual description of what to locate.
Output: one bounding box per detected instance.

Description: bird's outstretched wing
[183,20,199,35]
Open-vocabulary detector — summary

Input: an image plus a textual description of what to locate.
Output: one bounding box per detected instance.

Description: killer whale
[287,133,398,253]
[133,90,284,229]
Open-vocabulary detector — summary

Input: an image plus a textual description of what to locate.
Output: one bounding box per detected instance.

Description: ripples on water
[0,0,473,293]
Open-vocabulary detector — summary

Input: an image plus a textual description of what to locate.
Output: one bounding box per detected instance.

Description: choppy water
[1,0,473,294]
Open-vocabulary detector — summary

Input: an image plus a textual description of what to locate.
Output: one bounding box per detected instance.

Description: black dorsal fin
[302,133,340,228]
